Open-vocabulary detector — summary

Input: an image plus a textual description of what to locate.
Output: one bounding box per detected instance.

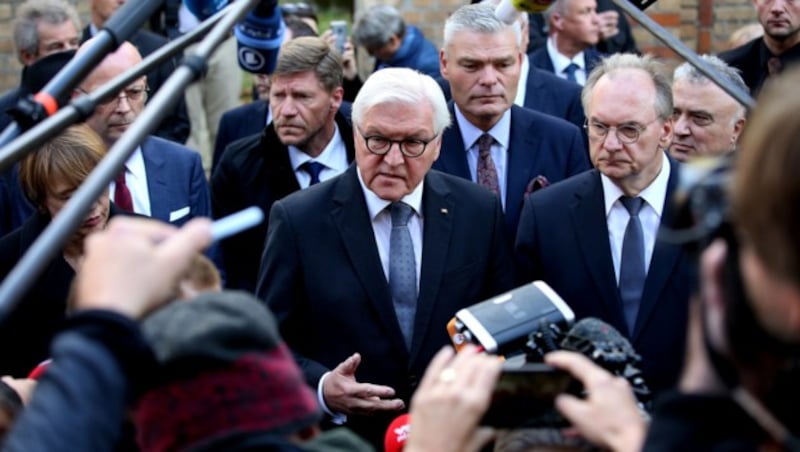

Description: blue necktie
[390,202,417,350]
[301,161,325,185]
[563,62,579,82]
[619,196,645,335]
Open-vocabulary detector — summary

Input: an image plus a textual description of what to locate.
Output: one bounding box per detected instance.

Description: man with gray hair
[352,5,440,78]
[670,55,747,161]
[516,53,691,395]
[436,2,590,245]
[257,67,515,447]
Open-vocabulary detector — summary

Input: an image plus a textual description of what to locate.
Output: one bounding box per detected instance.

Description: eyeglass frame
[75,84,150,107]
[583,116,662,145]
[356,127,439,158]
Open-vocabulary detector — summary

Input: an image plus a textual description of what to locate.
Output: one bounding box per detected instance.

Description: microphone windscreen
[234,6,285,74]
[560,317,635,356]
[494,0,556,24]
[384,413,411,452]
[184,0,229,20]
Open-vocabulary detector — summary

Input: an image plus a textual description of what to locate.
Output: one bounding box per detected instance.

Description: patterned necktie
[476,133,500,196]
[389,202,417,350]
[563,62,579,82]
[114,169,133,212]
[619,196,645,335]
[301,161,325,186]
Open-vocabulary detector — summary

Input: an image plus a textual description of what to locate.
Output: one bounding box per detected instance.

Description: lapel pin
[440,208,448,215]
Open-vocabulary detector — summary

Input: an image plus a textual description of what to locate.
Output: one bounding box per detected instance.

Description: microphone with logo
[184,0,285,74]
[384,413,411,452]
[447,281,651,427]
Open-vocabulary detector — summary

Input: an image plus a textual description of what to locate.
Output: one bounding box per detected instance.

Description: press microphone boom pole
[0,0,260,321]
[0,0,166,149]
[0,3,233,173]
[612,0,755,110]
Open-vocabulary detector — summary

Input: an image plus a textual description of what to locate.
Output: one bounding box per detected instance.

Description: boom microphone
[234,0,285,74]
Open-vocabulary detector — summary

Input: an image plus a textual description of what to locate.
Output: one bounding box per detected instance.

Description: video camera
[447,281,651,428]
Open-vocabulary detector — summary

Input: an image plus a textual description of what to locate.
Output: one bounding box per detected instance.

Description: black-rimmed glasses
[358,129,438,158]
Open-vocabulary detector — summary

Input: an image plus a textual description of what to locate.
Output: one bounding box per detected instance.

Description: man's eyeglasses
[76,85,149,107]
[584,117,660,145]
[358,129,438,158]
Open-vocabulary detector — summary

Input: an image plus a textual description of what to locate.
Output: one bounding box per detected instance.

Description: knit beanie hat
[133,290,322,452]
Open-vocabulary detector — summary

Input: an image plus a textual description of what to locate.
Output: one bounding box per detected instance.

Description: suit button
[408,374,419,388]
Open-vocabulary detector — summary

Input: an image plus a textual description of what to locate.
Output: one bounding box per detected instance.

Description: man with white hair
[256,67,515,447]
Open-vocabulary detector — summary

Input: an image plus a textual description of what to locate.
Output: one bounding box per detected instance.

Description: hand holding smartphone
[330,20,347,54]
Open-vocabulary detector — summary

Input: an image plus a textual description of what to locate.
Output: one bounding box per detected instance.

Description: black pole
[0,0,259,321]
[612,0,756,110]
[0,4,232,173]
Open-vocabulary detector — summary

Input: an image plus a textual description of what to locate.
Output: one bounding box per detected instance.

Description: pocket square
[524,175,550,198]
[169,206,191,222]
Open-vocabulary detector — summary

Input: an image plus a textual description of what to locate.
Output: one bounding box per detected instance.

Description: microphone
[384,413,411,452]
[494,0,555,25]
[184,0,230,20]
[234,0,285,74]
[559,317,652,405]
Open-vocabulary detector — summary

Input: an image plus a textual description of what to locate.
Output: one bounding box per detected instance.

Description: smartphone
[480,361,578,428]
[330,20,347,54]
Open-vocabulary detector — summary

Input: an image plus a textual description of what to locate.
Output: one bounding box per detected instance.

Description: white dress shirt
[287,123,350,188]
[316,168,425,423]
[454,105,511,211]
[602,152,671,283]
[546,37,588,86]
[108,147,152,216]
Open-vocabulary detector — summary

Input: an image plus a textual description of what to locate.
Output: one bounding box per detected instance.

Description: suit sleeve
[255,201,330,387]
[514,195,544,286]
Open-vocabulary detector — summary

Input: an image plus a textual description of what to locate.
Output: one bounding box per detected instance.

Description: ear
[439,48,449,80]
[730,117,746,146]
[552,11,565,32]
[658,116,674,150]
[20,50,36,66]
[330,86,344,111]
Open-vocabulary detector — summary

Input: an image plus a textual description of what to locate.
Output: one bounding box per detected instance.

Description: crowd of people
[1,0,799,450]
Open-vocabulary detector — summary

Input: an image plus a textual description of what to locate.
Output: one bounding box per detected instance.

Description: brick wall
[0,0,761,92]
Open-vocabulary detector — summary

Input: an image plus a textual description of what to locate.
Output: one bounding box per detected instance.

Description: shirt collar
[601,151,671,217]
[356,166,425,221]
[454,104,511,151]
[125,147,146,180]
[514,55,530,106]
[547,36,586,74]
[288,123,347,173]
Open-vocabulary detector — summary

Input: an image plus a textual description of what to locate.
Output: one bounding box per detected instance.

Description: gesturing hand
[322,353,405,415]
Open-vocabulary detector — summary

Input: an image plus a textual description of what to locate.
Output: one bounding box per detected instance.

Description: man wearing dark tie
[515,53,691,395]
[212,37,355,292]
[435,3,590,244]
[256,67,515,447]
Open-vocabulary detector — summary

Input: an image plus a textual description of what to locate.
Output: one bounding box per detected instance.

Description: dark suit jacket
[81,27,190,143]
[255,166,516,446]
[211,111,355,292]
[514,161,690,394]
[523,66,586,129]
[213,100,270,171]
[141,136,211,226]
[719,37,800,95]
[0,205,127,377]
[434,104,590,244]
[529,46,603,79]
